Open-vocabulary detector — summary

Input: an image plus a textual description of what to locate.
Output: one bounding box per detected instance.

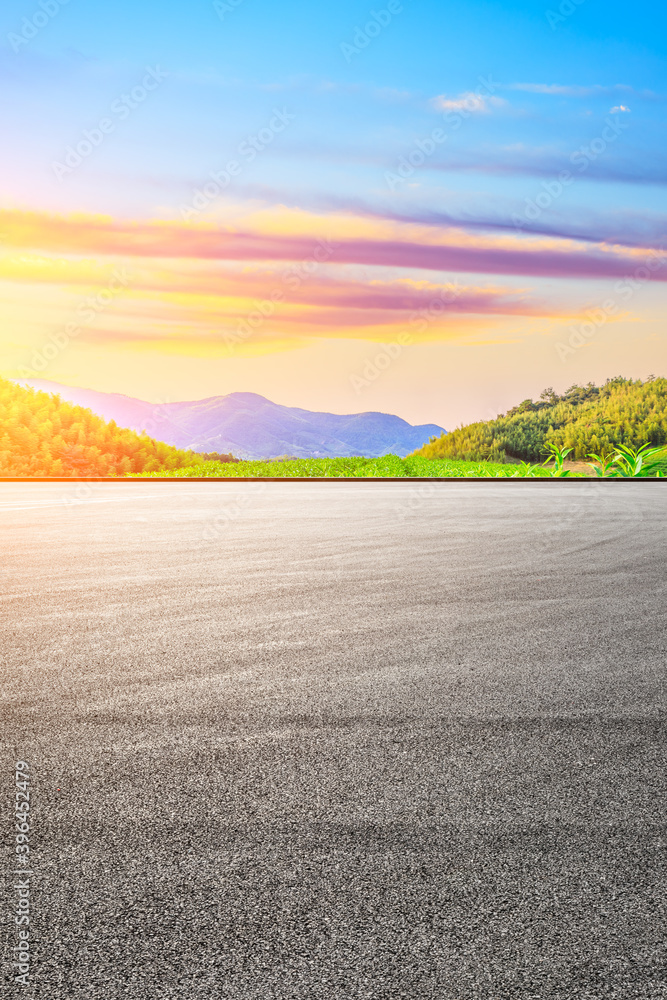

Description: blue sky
[1,0,666,424]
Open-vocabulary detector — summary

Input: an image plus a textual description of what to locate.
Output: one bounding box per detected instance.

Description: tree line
[414,377,667,463]
[0,379,204,477]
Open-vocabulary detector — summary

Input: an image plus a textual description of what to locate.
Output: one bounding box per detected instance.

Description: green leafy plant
[131,454,560,479]
[608,443,667,478]
[510,461,541,477]
[586,452,617,478]
[542,443,572,477]
[586,444,667,478]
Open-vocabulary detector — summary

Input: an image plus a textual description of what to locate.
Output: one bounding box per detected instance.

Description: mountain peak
[13,380,445,459]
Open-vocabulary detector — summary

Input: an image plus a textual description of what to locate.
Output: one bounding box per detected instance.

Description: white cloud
[509,83,592,96]
[430,92,506,114]
[507,82,658,101]
[610,104,631,113]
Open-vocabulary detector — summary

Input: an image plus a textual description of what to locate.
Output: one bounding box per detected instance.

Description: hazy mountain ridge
[15,381,445,459]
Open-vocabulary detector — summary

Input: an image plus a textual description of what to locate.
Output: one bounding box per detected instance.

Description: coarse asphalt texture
[1,480,666,1000]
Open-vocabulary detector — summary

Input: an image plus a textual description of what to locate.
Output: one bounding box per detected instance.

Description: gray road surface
[1,481,666,999]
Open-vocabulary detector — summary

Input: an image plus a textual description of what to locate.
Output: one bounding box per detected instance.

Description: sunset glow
[1,0,665,426]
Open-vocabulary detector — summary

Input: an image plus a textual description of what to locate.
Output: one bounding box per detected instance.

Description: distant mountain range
[14,380,446,459]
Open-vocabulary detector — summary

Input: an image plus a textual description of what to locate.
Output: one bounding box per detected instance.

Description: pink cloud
[3,209,666,284]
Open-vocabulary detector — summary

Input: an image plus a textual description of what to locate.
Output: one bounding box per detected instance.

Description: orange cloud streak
[2,208,664,282]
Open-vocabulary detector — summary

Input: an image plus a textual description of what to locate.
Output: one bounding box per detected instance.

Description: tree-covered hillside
[0,378,204,477]
[414,377,667,463]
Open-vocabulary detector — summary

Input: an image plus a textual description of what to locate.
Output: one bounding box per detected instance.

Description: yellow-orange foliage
[0,378,203,477]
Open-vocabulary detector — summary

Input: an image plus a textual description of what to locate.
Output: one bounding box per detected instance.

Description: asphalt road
[1,481,666,1000]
